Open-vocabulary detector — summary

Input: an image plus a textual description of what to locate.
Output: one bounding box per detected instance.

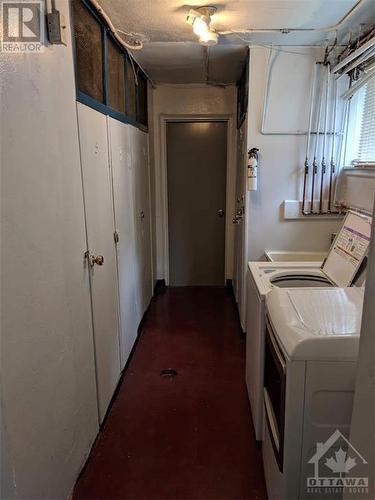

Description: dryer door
[264,315,286,472]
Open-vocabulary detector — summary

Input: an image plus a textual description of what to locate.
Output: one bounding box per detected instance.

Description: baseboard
[154,279,166,292]
[226,281,246,339]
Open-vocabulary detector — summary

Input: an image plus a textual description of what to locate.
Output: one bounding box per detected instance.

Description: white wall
[246,47,341,261]
[0,1,99,498]
[150,84,237,282]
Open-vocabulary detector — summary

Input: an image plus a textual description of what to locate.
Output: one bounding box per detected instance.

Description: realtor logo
[1,1,44,52]
[307,430,368,496]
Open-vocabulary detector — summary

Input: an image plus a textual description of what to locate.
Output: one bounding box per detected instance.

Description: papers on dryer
[322,211,372,287]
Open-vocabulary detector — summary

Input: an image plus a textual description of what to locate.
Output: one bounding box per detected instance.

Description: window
[357,77,375,163]
[107,35,125,113]
[72,0,148,130]
[346,77,375,165]
[73,0,103,102]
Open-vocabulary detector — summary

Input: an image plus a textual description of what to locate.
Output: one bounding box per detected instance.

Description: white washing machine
[262,287,364,500]
[246,210,372,441]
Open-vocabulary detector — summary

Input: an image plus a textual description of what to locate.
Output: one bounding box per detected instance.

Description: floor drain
[160,369,178,379]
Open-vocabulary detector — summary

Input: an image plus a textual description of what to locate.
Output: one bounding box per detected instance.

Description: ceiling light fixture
[199,30,219,46]
[186,6,218,46]
[192,16,209,37]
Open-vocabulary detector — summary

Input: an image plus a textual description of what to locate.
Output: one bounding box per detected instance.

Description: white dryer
[246,261,322,441]
[246,210,372,441]
[262,287,364,500]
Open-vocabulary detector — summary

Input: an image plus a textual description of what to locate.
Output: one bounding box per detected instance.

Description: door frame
[160,114,237,286]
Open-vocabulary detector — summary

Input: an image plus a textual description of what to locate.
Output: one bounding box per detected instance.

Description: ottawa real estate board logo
[1,1,44,52]
[307,430,368,496]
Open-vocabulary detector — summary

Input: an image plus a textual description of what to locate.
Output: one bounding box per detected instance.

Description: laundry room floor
[73,286,267,500]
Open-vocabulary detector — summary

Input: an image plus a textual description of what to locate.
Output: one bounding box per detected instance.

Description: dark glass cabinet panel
[73,0,104,102]
[137,71,148,127]
[125,55,137,120]
[107,36,125,113]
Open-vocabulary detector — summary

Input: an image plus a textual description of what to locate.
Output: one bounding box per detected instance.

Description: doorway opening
[166,120,228,286]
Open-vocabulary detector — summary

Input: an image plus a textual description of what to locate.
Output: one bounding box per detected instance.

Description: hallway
[73,287,267,500]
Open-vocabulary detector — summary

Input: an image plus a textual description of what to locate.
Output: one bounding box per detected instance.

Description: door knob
[85,251,104,268]
[93,255,104,266]
[140,210,145,220]
[218,209,225,217]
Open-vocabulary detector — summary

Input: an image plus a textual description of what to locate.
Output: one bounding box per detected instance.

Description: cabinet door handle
[85,251,104,268]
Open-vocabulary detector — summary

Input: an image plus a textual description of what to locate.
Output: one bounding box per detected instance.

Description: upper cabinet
[72,0,148,131]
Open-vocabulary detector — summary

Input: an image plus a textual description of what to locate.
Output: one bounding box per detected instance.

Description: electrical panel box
[47,10,67,46]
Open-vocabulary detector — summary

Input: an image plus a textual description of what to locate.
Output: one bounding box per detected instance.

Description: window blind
[358,76,375,162]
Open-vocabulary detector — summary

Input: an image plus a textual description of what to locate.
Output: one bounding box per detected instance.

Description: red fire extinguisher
[247,148,259,191]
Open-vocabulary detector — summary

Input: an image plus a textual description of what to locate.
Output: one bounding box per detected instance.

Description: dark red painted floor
[73,287,267,500]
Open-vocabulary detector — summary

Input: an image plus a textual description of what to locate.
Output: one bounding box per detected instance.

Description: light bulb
[199,30,218,46]
[193,17,209,37]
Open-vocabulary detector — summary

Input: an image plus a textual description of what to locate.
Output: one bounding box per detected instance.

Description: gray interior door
[167,121,227,286]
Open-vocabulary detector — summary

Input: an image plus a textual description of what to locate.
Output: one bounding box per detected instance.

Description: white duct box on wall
[335,166,375,215]
[284,166,375,220]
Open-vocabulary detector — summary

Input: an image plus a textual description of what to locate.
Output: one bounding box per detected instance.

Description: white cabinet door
[129,127,143,324]
[77,103,121,422]
[108,118,139,368]
[133,128,153,316]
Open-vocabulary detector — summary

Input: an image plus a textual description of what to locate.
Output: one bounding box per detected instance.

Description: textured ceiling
[132,43,249,84]
[98,0,375,84]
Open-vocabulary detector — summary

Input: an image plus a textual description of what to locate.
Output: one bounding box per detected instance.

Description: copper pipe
[302,159,309,215]
[310,64,324,214]
[328,77,338,212]
[319,64,330,213]
[302,63,317,215]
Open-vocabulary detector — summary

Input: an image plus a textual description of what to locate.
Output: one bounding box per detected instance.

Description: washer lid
[266,287,364,360]
[322,211,372,287]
